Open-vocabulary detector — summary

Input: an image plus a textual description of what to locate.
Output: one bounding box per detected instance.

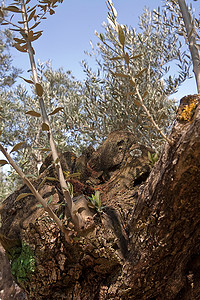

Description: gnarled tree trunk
[0,95,200,299]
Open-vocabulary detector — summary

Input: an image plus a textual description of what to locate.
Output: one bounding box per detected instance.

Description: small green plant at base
[88,190,104,213]
[10,242,35,286]
[148,151,159,166]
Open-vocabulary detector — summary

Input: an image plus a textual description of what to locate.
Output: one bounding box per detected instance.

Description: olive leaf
[49,107,64,116]
[135,68,147,78]
[10,141,25,153]
[16,193,33,201]
[35,83,43,97]
[47,195,53,205]
[13,43,27,53]
[0,160,8,166]
[3,6,21,13]
[19,76,34,84]
[26,110,41,117]
[118,25,125,46]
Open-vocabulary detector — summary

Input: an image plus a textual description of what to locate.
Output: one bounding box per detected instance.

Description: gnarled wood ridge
[0,95,200,299]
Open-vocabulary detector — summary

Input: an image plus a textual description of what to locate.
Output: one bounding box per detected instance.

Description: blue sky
[9,0,197,100]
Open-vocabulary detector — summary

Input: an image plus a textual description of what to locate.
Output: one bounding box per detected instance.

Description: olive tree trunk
[0,95,200,299]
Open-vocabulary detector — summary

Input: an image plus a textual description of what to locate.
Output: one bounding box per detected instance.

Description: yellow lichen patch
[179,99,198,122]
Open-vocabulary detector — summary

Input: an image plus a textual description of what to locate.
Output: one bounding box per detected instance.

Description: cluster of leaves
[88,190,103,213]
[0,62,86,173]
[0,28,20,87]
[0,168,17,202]
[0,0,63,53]
[11,242,35,285]
[148,151,159,166]
[0,10,22,200]
[82,3,192,150]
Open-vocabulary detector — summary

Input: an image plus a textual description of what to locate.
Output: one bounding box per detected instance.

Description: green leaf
[16,193,33,202]
[118,25,125,46]
[148,151,153,163]
[30,21,41,30]
[42,122,50,131]
[10,142,25,153]
[49,107,64,116]
[124,52,129,65]
[153,153,158,162]
[3,6,21,13]
[13,38,26,44]
[135,68,147,78]
[25,174,37,178]
[0,160,8,166]
[0,9,4,18]
[39,148,51,152]
[94,191,101,207]
[47,195,53,205]
[37,178,46,190]
[100,33,105,41]
[28,9,36,22]
[27,5,37,13]
[28,31,42,42]
[112,72,129,78]
[19,76,34,84]
[36,203,43,208]
[35,83,43,97]
[26,110,41,117]
[46,177,59,182]
[13,43,27,53]
[130,54,142,60]
[59,212,64,219]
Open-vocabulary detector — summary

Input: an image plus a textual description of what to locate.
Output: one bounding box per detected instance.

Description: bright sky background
[9,0,197,100]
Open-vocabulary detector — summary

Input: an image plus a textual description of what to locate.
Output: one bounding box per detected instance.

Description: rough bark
[0,95,200,299]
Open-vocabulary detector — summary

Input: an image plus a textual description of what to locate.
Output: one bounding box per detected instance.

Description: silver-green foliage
[0,25,21,200]
[0,29,20,88]
[82,6,191,150]
[0,62,88,176]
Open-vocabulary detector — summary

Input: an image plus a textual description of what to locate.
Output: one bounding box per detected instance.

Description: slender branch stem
[132,77,173,145]
[20,0,81,230]
[177,0,200,93]
[125,52,173,146]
